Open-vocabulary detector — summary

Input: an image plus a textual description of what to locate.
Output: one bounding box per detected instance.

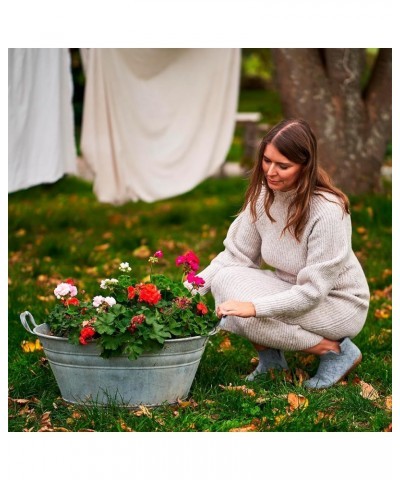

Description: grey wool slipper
[246,349,288,381]
[303,338,362,389]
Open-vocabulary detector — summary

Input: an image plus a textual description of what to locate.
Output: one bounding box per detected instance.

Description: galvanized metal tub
[20,311,210,407]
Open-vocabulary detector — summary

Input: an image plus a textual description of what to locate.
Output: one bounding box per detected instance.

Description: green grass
[8,175,392,432]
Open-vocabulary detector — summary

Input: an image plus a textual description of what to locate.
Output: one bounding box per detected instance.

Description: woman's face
[262,143,303,192]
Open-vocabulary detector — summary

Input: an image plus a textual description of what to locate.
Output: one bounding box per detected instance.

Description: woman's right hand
[216,300,256,319]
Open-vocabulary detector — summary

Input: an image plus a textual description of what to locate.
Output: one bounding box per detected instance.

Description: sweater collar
[272,188,297,202]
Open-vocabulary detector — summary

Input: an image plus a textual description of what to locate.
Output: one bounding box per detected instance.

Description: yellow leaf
[21,339,43,352]
[356,226,367,235]
[384,395,392,411]
[359,380,379,400]
[274,414,288,425]
[287,393,309,411]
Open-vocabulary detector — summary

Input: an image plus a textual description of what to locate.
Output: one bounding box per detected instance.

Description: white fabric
[8,48,76,193]
[80,48,241,203]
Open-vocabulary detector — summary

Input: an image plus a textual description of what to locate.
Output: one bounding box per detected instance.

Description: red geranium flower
[127,314,146,334]
[127,285,136,300]
[64,278,75,286]
[137,283,162,305]
[65,297,80,307]
[79,326,96,345]
[196,303,208,315]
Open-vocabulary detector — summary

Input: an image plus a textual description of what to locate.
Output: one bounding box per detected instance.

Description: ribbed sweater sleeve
[253,200,350,318]
[196,204,262,295]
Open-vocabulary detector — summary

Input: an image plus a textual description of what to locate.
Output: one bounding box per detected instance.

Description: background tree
[270,48,392,194]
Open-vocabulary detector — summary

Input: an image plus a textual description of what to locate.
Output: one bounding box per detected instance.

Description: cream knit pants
[211,266,368,351]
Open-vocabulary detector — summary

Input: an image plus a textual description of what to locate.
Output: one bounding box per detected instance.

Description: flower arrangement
[46,250,216,359]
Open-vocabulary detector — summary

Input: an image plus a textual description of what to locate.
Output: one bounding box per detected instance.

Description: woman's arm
[251,200,350,318]
[194,203,262,295]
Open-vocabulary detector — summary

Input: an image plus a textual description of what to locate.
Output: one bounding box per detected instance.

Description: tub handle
[20,311,39,335]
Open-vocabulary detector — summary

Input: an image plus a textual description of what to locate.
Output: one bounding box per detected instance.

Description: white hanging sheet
[80,48,241,203]
[8,48,76,193]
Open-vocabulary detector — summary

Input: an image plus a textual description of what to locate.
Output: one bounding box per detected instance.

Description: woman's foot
[246,349,288,381]
[303,338,362,389]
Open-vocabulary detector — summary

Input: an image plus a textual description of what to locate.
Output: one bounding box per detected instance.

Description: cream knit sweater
[197,189,370,350]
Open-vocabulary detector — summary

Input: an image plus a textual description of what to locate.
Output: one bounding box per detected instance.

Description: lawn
[8,174,392,432]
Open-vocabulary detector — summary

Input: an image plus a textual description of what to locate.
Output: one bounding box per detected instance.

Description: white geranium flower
[104,297,116,307]
[119,262,132,272]
[92,295,105,307]
[100,278,119,289]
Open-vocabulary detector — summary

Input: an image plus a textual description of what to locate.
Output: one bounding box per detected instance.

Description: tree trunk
[270,48,392,194]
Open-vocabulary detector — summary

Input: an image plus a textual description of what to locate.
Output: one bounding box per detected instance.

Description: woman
[196,118,370,389]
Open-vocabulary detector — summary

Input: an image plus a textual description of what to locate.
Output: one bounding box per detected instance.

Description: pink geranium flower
[175,250,200,273]
[187,271,205,287]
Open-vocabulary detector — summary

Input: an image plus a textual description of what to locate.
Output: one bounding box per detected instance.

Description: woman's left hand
[216,300,256,319]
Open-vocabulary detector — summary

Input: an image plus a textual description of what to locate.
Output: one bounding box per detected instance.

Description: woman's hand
[216,300,256,319]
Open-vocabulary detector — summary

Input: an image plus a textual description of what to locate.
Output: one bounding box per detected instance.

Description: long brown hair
[243,118,350,241]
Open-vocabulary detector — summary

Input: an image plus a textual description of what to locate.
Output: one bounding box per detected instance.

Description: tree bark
[270,48,392,194]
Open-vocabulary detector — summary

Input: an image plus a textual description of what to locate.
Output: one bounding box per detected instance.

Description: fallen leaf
[94,243,110,252]
[177,398,198,409]
[229,423,258,432]
[356,226,368,235]
[371,285,392,300]
[294,368,309,385]
[21,339,43,352]
[359,380,379,400]
[287,393,309,411]
[383,423,392,432]
[120,421,133,432]
[384,395,392,411]
[133,245,151,258]
[132,405,153,418]
[230,418,261,432]
[382,269,392,278]
[9,397,31,405]
[218,337,232,351]
[250,356,258,365]
[314,411,334,424]
[219,384,256,397]
[274,414,288,425]
[299,354,316,366]
[374,308,391,319]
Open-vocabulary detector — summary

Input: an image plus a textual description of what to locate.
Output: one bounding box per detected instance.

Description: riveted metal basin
[20,311,210,407]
